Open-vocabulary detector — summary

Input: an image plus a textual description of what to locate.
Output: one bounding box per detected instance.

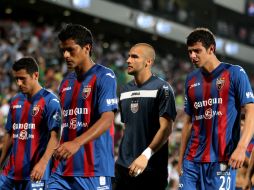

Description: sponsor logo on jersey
[13,123,35,130]
[106,98,118,106]
[82,86,91,99]
[32,105,40,116]
[13,130,34,140]
[131,92,140,96]
[62,108,88,117]
[216,77,225,90]
[62,86,71,92]
[106,73,115,78]
[52,98,60,103]
[195,109,222,120]
[193,98,222,109]
[53,112,61,121]
[12,105,22,109]
[62,120,88,129]
[189,82,200,89]
[163,85,170,97]
[246,92,254,99]
[130,101,139,113]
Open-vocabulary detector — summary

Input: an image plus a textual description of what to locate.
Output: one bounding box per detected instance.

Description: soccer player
[0,57,61,190]
[177,27,254,190]
[113,43,177,190]
[47,24,118,190]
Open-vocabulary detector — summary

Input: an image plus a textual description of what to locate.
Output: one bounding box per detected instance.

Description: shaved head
[132,43,156,63]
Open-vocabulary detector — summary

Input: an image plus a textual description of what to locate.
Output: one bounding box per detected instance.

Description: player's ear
[209,44,215,54]
[146,58,153,67]
[33,71,39,80]
[84,44,91,51]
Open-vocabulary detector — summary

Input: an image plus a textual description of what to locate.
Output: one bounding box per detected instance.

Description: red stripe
[63,80,81,176]
[31,98,46,164]
[84,75,97,175]
[186,77,201,160]
[110,121,114,150]
[14,100,31,180]
[201,76,212,161]
[217,71,230,160]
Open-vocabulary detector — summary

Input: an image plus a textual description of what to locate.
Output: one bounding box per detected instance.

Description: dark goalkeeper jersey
[117,75,176,172]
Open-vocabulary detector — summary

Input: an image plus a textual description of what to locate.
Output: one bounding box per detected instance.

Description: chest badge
[32,105,40,116]
[130,101,139,113]
[216,77,225,90]
[82,86,92,99]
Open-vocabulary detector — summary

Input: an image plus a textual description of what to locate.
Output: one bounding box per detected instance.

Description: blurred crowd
[0,19,254,189]
[108,0,254,46]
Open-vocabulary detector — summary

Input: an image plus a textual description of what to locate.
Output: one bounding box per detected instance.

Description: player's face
[187,42,211,68]
[126,46,147,75]
[13,69,38,95]
[59,39,87,70]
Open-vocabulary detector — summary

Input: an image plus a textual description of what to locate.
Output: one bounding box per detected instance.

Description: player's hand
[53,140,81,160]
[177,162,183,176]
[228,146,246,169]
[128,154,148,177]
[30,159,47,181]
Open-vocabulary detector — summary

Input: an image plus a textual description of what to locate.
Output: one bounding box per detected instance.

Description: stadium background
[0,0,254,189]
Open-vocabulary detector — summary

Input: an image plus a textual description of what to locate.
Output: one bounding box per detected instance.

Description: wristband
[142,147,154,160]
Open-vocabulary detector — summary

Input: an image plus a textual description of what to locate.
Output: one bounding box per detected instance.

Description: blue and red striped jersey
[53,64,118,177]
[3,88,61,180]
[184,63,254,162]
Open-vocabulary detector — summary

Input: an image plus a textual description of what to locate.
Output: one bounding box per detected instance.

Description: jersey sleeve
[184,75,192,116]
[45,97,62,131]
[158,83,177,121]
[5,106,13,133]
[97,70,118,114]
[233,66,254,105]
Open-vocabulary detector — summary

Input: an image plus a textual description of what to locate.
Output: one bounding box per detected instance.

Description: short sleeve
[158,83,177,121]
[97,70,118,114]
[45,97,62,131]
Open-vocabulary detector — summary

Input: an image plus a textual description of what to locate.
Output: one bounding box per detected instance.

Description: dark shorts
[0,175,45,190]
[47,172,112,190]
[112,163,168,190]
[179,159,236,190]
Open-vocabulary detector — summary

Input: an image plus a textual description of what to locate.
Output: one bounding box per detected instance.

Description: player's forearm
[73,111,115,146]
[238,104,254,149]
[148,116,173,153]
[0,133,12,167]
[39,130,59,165]
[179,125,191,162]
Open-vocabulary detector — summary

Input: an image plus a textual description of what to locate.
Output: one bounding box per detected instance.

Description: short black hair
[12,57,39,75]
[58,23,93,56]
[187,27,216,51]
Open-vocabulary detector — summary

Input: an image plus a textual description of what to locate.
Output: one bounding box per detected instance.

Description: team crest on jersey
[216,77,225,90]
[32,105,40,116]
[130,101,139,113]
[82,86,91,99]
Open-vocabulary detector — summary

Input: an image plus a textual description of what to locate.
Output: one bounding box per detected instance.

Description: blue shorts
[0,175,45,190]
[47,173,112,190]
[179,159,236,190]
[235,187,254,190]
